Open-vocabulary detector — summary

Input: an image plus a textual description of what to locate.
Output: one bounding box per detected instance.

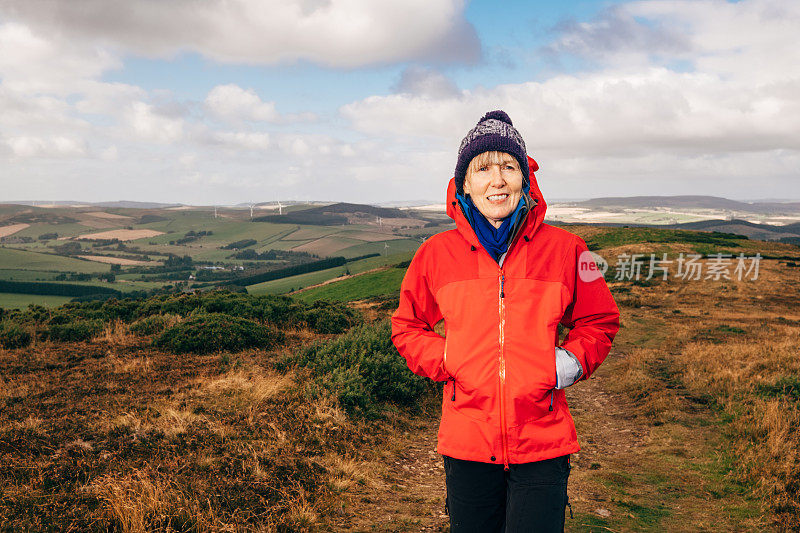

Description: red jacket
[391,156,620,468]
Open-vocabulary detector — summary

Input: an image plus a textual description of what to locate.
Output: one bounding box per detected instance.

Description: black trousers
[443,454,571,533]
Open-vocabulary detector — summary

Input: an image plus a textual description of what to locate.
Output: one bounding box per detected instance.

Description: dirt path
[329,415,449,532]
[329,361,650,532]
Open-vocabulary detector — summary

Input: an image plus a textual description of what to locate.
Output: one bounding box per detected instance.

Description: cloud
[204,84,279,123]
[213,131,271,151]
[391,66,461,99]
[0,0,481,68]
[545,5,691,64]
[546,0,800,84]
[5,135,87,158]
[343,0,800,159]
[124,101,184,142]
[203,84,318,125]
[0,22,120,93]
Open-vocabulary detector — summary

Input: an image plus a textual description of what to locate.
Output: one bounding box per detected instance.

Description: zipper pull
[549,390,554,411]
[450,378,456,401]
[500,272,505,298]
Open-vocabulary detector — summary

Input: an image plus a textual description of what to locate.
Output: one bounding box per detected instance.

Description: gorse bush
[0,321,31,349]
[302,300,361,334]
[45,319,105,342]
[287,319,430,415]
[153,313,284,354]
[128,314,177,336]
[2,290,361,341]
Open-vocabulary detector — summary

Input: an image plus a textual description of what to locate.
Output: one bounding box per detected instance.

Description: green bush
[0,321,31,349]
[302,301,361,334]
[153,313,284,354]
[129,314,175,336]
[45,319,104,342]
[289,319,429,415]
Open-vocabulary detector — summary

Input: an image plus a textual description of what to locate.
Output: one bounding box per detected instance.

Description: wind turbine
[249,204,254,219]
[383,242,389,255]
[277,201,283,215]
[214,206,218,219]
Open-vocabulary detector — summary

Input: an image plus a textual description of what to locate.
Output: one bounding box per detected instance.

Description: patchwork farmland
[0,202,447,309]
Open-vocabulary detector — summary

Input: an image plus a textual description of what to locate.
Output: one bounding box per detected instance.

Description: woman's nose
[488,166,505,187]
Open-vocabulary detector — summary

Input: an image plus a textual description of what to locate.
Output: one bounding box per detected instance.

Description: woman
[391,110,620,532]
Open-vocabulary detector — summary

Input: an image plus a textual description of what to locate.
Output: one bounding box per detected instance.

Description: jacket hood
[446,155,547,248]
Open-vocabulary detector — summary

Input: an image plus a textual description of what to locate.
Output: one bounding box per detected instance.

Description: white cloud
[548,0,800,85]
[213,131,271,151]
[343,0,800,160]
[0,22,120,93]
[124,102,184,143]
[204,84,279,123]
[6,135,87,158]
[0,0,480,68]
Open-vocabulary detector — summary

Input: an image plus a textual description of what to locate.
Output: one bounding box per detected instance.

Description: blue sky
[1,0,798,205]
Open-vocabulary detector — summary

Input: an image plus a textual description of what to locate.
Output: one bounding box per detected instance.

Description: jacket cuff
[555,347,584,389]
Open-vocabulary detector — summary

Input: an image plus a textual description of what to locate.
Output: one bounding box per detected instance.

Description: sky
[0,0,798,206]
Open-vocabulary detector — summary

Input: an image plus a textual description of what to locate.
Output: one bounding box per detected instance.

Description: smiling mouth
[487,194,509,202]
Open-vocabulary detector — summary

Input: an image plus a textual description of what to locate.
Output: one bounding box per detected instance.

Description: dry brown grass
[93,318,140,346]
[609,255,800,528]
[677,322,800,525]
[87,469,219,533]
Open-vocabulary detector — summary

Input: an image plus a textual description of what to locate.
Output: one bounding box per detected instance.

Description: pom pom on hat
[479,110,513,126]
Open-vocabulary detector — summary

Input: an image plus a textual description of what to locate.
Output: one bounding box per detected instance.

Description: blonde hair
[466,151,519,180]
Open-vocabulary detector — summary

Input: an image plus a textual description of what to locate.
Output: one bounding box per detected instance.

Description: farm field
[0,248,112,273]
[246,253,410,296]
[0,292,74,309]
[292,266,407,303]
[0,204,443,308]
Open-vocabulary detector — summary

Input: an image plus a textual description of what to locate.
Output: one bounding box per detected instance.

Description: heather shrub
[153,313,283,354]
[0,321,31,349]
[129,314,177,336]
[45,319,104,342]
[289,319,429,415]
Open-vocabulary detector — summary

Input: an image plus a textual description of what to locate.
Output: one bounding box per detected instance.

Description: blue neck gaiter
[456,183,530,263]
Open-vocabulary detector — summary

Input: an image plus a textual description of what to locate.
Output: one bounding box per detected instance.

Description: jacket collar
[446,155,547,249]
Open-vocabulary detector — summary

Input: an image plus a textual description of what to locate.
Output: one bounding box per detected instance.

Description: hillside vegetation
[1,224,800,531]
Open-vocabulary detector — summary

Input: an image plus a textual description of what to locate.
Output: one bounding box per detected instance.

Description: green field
[0,292,74,309]
[292,266,406,303]
[0,269,63,281]
[245,252,411,295]
[0,247,110,273]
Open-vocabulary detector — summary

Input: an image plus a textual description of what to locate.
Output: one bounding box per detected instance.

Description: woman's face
[464,152,524,229]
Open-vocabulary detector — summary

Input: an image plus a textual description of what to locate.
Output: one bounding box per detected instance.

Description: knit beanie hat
[454,110,529,195]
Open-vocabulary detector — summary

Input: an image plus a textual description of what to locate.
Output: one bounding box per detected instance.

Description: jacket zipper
[451,378,456,401]
[498,269,510,471]
[549,390,554,411]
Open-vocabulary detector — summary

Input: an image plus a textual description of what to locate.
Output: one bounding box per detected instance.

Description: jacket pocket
[506,347,558,427]
[446,375,494,423]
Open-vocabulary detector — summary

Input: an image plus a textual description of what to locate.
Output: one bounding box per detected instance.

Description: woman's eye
[478,166,489,172]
